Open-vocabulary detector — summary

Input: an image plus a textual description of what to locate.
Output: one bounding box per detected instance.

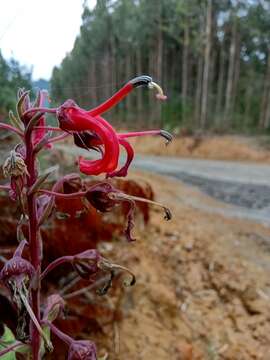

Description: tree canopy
[48,0,270,132]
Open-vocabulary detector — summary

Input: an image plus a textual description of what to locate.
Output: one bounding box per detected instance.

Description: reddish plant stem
[34,126,63,132]
[25,127,41,359]
[38,189,86,198]
[0,122,24,137]
[23,107,57,118]
[40,256,73,280]
[47,132,70,144]
[0,341,23,356]
[0,185,10,190]
[48,323,73,345]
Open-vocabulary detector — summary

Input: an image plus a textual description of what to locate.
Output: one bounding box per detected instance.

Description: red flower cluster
[0,75,172,359]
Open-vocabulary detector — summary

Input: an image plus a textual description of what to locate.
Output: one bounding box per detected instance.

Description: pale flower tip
[156,93,167,101]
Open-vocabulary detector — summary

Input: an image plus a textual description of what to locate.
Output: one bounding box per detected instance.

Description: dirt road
[133,155,270,226]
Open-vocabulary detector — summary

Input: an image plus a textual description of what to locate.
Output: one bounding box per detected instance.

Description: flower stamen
[148,81,167,101]
[108,192,172,221]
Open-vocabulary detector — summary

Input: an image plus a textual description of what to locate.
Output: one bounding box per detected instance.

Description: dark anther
[160,130,173,145]
[164,207,172,221]
[129,75,152,88]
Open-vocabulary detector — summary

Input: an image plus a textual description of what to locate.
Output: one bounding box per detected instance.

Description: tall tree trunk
[200,0,212,129]
[136,47,143,117]
[182,22,189,118]
[195,55,203,125]
[264,93,270,129]
[224,14,237,126]
[259,49,270,129]
[208,48,217,124]
[215,42,225,125]
[155,3,163,127]
[125,52,133,123]
[149,2,163,126]
[231,32,241,117]
[194,15,204,125]
[244,69,253,128]
[89,60,98,107]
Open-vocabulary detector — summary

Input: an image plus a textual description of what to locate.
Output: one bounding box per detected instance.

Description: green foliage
[0,52,32,118]
[0,325,17,360]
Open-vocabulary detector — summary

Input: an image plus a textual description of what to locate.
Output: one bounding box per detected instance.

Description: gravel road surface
[133,155,270,225]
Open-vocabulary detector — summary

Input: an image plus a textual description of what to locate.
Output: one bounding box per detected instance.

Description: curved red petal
[59,107,119,175]
[106,138,134,178]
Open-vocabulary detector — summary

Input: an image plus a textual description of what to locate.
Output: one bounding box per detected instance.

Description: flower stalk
[0,76,172,359]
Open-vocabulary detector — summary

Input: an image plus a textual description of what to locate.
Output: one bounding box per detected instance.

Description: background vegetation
[1,0,270,133]
[50,0,270,132]
[0,52,32,119]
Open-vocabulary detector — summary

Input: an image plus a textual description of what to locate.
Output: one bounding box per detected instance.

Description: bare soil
[130,134,270,163]
[103,171,270,360]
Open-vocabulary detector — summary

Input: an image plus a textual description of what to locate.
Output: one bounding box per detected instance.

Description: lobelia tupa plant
[0,76,172,359]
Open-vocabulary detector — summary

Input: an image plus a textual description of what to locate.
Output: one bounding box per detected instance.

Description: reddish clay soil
[96,171,270,360]
[2,136,270,359]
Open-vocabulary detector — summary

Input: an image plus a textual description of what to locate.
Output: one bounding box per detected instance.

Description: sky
[0,0,96,80]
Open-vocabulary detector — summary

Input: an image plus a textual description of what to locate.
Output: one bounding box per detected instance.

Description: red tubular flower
[57,100,119,175]
[88,75,153,117]
[56,76,172,177]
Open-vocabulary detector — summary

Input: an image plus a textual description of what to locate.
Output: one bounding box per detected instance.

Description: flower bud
[3,150,28,178]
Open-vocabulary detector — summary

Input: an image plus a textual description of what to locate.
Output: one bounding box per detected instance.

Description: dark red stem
[25,125,41,359]
[34,126,63,132]
[0,342,23,356]
[0,122,24,137]
[23,107,57,118]
[0,185,11,190]
[38,189,86,198]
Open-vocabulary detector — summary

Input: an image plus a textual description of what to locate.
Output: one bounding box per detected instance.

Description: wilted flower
[47,323,97,360]
[72,249,101,280]
[0,240,34,307]
[42,294,65,322]
[3,150,28,178]
[0,240,52,350]
[41,248,135,296]
[2,145,28,202]
[85,181,172,241]
[68,340,97,360]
